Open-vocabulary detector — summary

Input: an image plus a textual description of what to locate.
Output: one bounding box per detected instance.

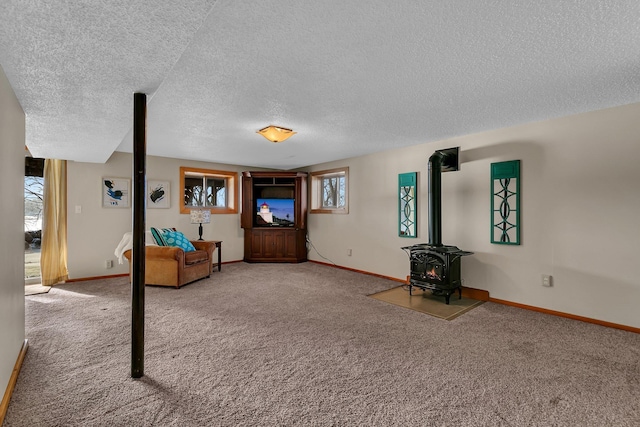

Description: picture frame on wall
[490,160,520,245]
[147,180,170,208]
[398,172,417,238]
[102,177,130,208]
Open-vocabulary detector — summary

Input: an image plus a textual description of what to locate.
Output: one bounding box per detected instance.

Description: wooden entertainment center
[241,171,307,263]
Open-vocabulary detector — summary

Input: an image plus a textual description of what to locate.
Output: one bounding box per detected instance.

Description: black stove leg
[409,283,413,296]
[445,293,451,305]
[458,286,462,300]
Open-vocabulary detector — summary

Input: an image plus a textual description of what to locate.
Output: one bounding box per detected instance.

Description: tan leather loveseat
[124,240,216,288]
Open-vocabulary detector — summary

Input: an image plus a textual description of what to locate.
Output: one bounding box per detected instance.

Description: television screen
[256,198,295,226]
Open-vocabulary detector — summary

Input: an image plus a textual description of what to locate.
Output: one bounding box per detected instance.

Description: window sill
[180,206,238,215]
[310,208,349,214]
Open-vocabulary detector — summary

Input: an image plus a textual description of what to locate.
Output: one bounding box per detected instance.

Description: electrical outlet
[542,274,552,287]
[105,260,113,269]
[347,249,352,256]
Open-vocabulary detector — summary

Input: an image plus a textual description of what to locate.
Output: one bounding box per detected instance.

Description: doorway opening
[25,156,43,286]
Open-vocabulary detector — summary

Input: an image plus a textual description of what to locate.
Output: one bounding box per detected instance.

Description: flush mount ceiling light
[256,125,296,143]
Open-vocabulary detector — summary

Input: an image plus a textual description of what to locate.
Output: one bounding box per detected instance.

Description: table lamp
[190,209,211,240]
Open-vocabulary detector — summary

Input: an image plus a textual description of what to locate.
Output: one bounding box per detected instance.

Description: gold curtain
[41,159,68,286]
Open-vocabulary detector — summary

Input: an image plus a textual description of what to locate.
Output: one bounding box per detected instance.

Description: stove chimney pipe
[428,151,443,247]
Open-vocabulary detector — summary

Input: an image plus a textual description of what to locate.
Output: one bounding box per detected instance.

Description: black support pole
[131,92,147,378]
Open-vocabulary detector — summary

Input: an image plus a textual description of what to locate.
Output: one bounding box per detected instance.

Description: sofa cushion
[150,227,168,246]
[184,250,208,265]
[162,229,196,252]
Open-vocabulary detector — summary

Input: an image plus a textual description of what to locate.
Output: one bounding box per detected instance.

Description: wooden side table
[211,240,222,271]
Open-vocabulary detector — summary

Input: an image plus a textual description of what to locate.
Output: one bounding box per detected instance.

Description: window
[180,167,238,214]
[310,167,348,214]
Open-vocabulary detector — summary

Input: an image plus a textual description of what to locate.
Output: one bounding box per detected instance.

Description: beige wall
[306,103,640,328]
[0,65,26,394]
[66,103,640,329]
[66,153,257,279]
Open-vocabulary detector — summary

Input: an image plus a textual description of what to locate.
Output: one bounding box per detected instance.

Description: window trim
[310,167,349,214]
[180,166,238,214]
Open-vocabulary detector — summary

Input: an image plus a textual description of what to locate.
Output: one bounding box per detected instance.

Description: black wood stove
[403,243,473,304]
[402,148,473,304]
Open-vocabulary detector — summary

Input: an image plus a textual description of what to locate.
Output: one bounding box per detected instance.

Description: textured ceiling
[1,0,639,169]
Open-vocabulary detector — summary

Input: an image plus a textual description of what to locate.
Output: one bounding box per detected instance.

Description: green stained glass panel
[399,172,417,238]
[491,160,520,245]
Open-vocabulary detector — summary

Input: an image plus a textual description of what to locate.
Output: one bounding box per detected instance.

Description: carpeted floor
[6,262,640,426]
[369,285,484,320]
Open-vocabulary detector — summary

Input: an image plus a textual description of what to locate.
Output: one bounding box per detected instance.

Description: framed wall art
[102,177,130,208]
[491,160,520,245]
[147,180,170,209]
[398,172,417,238]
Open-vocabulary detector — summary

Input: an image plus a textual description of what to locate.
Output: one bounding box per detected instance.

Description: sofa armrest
[191,240,216,259]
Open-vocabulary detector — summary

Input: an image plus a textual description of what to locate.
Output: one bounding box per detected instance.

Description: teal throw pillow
[162,230,196,252]
[150,227,168,246]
